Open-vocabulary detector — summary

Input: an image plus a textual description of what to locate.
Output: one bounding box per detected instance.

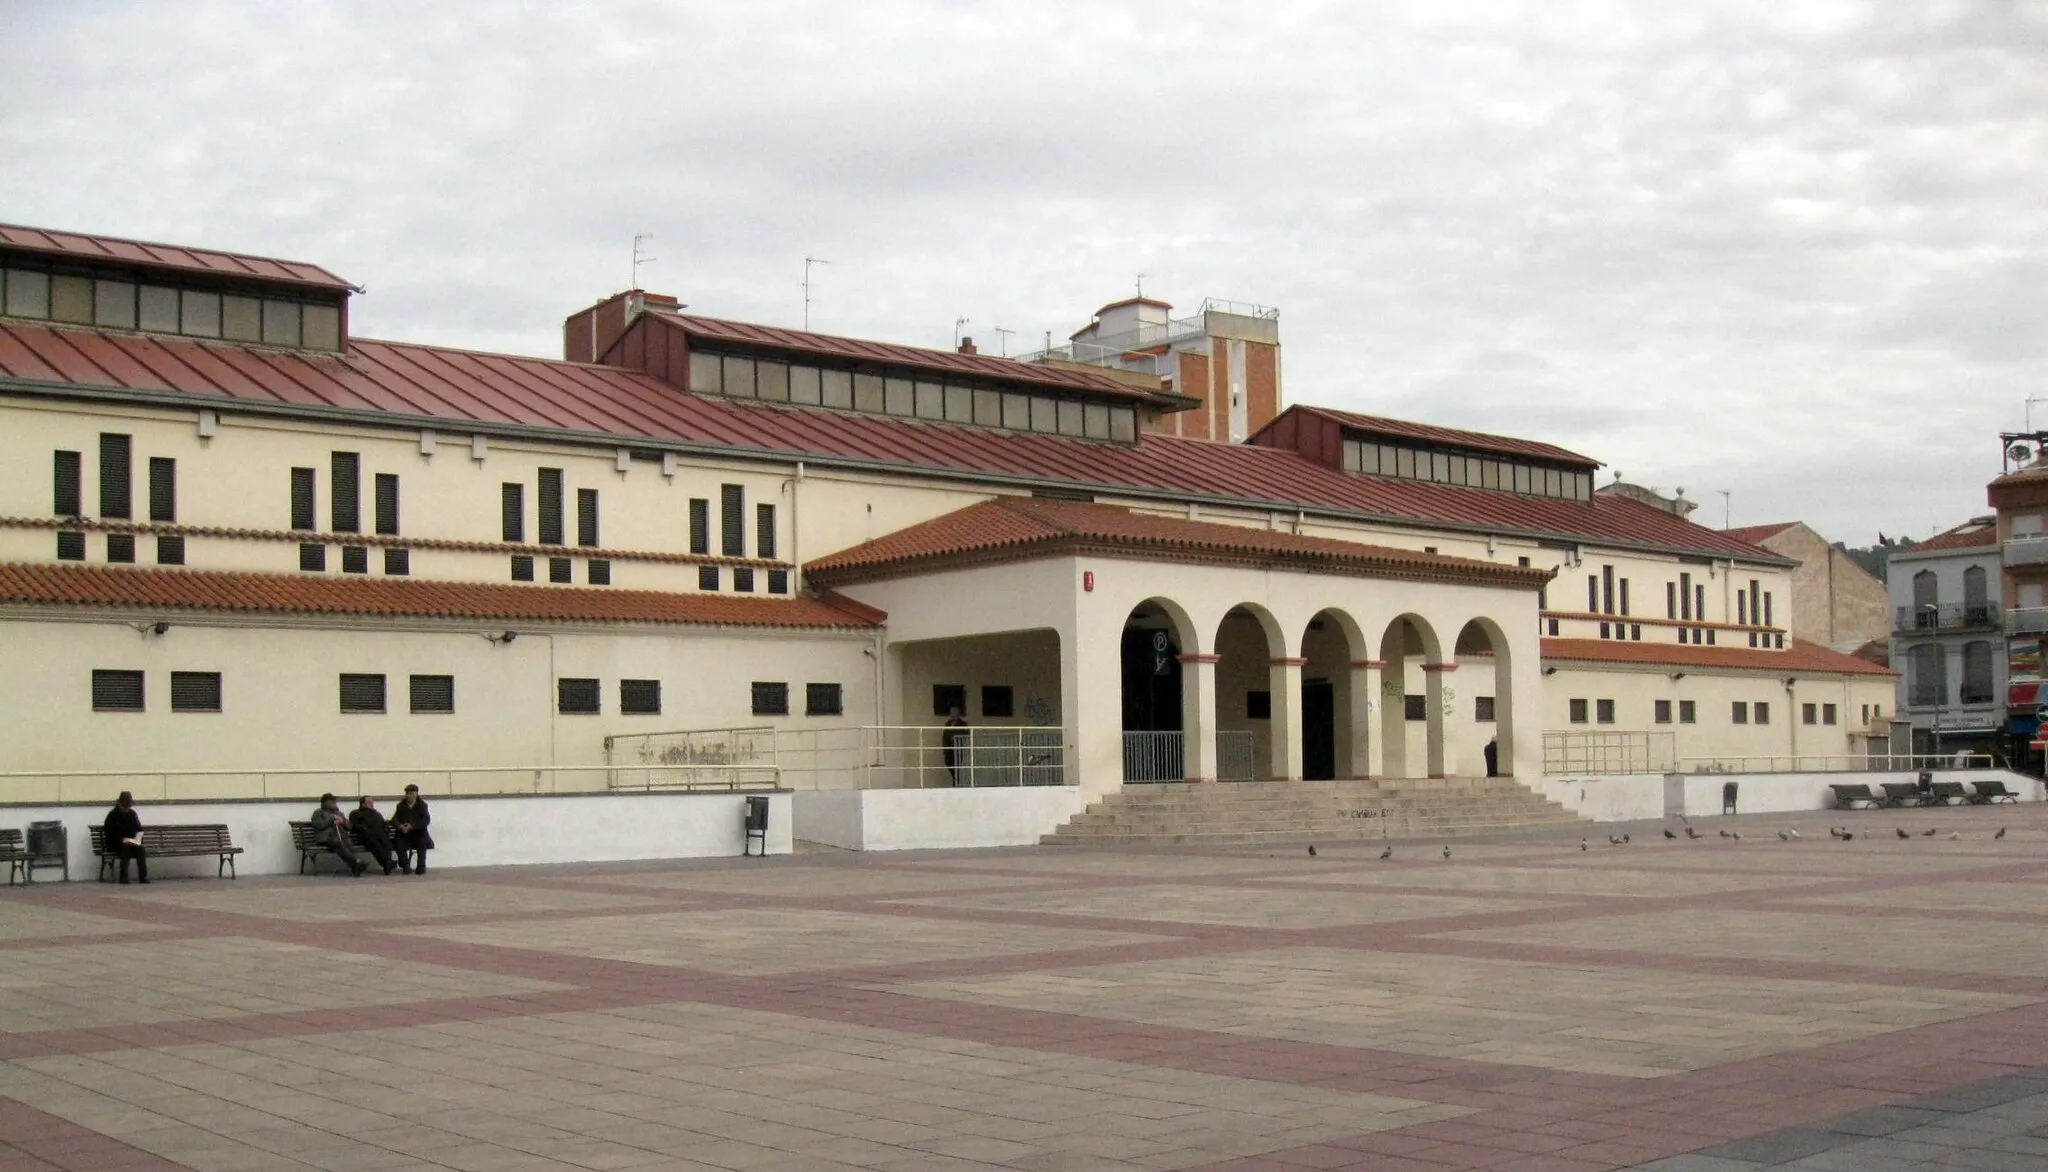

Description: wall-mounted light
[196,410,219,439]
[130,620,170,638]
[470,435,489,462]
[1543,666,1558,676]
[483,631,518,646]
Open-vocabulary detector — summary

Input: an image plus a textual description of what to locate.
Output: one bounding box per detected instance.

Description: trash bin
[25,821,67,883]
[742,795,769,858]
[1721,781,1738,816]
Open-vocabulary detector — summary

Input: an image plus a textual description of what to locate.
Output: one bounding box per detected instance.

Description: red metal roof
[0,562,880,628]
[1541,637,1895,676]
[1275,404,1599,468]
[1722,522,1798,545]
[0,224,354,293]
[654,311,1152,401]
[804,497,1550,588]
[0,319,1784,562]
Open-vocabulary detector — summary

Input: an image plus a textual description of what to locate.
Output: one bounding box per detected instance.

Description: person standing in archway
[1484,737,1499,778]
[942,707,970,785]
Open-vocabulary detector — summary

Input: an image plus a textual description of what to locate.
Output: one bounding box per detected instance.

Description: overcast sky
[4,1,2044,544]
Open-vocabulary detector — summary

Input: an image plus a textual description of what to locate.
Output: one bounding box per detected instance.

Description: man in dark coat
[349,796,398,875]
[310,793,368,876]
[1483,738,1499,778]
[391,784,433,875]
[103,791,147,884]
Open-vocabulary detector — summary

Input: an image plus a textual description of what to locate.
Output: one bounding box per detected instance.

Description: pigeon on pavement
[1950,832,1961,840]
[1778,830,1790,841]
[1308,844,1317,857]
[1732,831,1742,841]
[1997,827,2008,840]
[1442,844,1452,860]
[1580,837,1588,851]
[1719,829,1732,838]
[1789,829,1801,840]
[1664,828,1677,839]
[1896,828,1910,840]
[1379,844,1392,860]
[1685,826,1702,840]
[1921,828,1937,836]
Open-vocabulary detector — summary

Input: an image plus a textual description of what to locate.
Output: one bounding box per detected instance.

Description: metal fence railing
[1216,730,1256,782]
[1124,731,1184,783]
[1677,753,1997,774]
[0,764,758,807]
[611,725,1067,790]
[1544,731,1678,775]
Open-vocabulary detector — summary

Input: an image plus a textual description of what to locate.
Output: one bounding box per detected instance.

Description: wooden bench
[1970,780,2021,805]
[1879,782,1927,808]
[1927,781,1970,806]
[88,824,242,881]
[0,829,26,886]
[1829,783,1883,810]
[288,821,372,875]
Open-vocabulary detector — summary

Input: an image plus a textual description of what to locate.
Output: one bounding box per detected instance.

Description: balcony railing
[2005,537,2048,566]
[1896,603,2000,633]
[2010,608,2048,635]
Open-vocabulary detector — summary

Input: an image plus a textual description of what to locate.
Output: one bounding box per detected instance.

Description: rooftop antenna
[993,326,1015,357]
[2027,395,2048,432]
[1135,273,1150,299]
[1717,490,1732,530]
[802,256,830,330]
[953,315,971,348]
[631,234,655,290]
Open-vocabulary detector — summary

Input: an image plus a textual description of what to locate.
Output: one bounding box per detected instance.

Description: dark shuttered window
[106,533,135,563]
[537,468,563,544]
[91,669,146,712]
[510,555,534,581]
[330,452,360,533]
[56,532,85,560]
[99,434,132,519]
[698,565,719,591]
[501,483,524,542]
[374,473,399,535]
[688,498,709,554]
[409,674,455,713]
[53,450,81,516]
[383,548,409,575]
[300,543,326,572]
[170,671,222,713]
[720,484,745,556]
[341,546,369,574]
[338,673,386,713]
[751,681,789,716]
[732,567,755,593]
[557,678,600,714]
[156,535,185,565]
[806,683,843,717]
[148,457,176,522]
[577,487,599,547]
[548,556,572,583]
[767,569,789,594]
[756,503,776,559]
[619,679,662,715]
[291,467,316,530]
[587,559,610,585]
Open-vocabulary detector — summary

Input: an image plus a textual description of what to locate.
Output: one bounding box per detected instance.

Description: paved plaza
[5,806,2048,1171]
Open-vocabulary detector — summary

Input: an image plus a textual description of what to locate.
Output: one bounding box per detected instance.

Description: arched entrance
[1300,609,1366,780]
[1122,598,1197,781]
[1214,604,1287,780]
[1378,614,1443,779]
[1455,618,1514,778]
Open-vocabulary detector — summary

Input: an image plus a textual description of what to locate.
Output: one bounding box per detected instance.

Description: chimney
[957,336,977,355]
[565,289,683,364]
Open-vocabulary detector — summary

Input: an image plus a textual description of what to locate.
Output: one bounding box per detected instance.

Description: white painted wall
[2,790,793,879]
[791,786,1086,851]
[1542,773,1668,822]
[1542,769,2041,823]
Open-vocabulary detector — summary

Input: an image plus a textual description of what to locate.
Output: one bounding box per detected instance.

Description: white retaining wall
[794,786,1087,851]
[2,790,793,880]
[1543,769,2044,823]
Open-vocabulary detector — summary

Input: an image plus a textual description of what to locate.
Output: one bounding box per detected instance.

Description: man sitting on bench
[103,791,148,885]
[310,793,368,877]
[349,796,399,875]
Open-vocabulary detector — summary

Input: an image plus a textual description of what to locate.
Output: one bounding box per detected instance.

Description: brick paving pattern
[2,804,2047,1170]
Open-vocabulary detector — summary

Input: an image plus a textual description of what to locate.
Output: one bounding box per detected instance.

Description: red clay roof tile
[0,563,878,629]
[804,497,1551,589]
[1896,519,1998,553]
[0,224,354,292]
[1541,637,1895,676]
[1723,522,1799,545]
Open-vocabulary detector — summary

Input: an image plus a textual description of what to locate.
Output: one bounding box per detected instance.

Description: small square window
[620,679,662,715]
[806,682,843,717]
[1755,701,1770,725]
[982,685,1015,718]
[384,547,409,575]
[91,669,145,712]
[409,674,455,713]
[339,673,386,713]
[511,554,534,581]
[155,535,185,565]
[1246,690,1272,720]
[557,677,601,714]
[733,567,755,593]
[56,531,84,560]
[932,683,967,717]
[106,533,135,563]
[548,556,572,583]
[752,681,790,716]
[1823,703,1838,726]
[698,565,720,591]
[1596,698,1615,724]
[341,546,369,574]
[1679,700,1697,724]
[300,543,326,572]
[1654,699,1672,724]
[587,558,611,586]
[1802,702,1817,725]
[1732,701,1749,725]
[1405,694,1427,721]
[767,569,789,594]
[1569,698,1588,724]
[170,671,221,713]
[1474,696,1496,722]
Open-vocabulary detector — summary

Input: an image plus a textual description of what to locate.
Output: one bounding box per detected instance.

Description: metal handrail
[611,724,1069,790]
[1675,753,1997,773]
[0,764,778,806]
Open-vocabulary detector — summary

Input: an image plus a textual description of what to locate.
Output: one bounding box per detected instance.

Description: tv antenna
[993,326,1015,356]
[802,256,830,330]
[1135,272,1150,299]
[1717,490,1731,530]
[631,234,655,289]
[2027,395,2048,432]
[953,315,971,348]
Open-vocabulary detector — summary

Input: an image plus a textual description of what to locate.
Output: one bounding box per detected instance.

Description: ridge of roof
[1723,522,1799,544]
[1540,636,1896,676]
[1276,404,1600,469]
[0,319,1790,565]
[0,562,879,629]
[1891,519,2000,555]
[804,496,1553,589]
[0,223,354,292]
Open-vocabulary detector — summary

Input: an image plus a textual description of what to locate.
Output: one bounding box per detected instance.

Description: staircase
[1041,776,1588,847]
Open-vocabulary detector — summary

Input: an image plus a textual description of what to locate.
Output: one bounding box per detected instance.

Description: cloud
[1,0,2044,543]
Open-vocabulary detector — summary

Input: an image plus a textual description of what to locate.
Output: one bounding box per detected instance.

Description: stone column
[1350,659,1383,780]
[1179,653,1220,782]
[1269,657,1305,781]
[1423,662,1458,778]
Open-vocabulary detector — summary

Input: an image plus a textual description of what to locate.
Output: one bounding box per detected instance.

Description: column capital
[1349,659,1386,670]
[1177,653,1221,665]
[1267,657,1308,667]
[1422,662,1459,672]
